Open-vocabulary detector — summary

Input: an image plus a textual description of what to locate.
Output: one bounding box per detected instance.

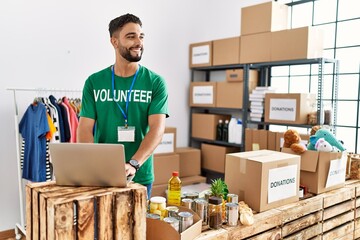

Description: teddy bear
[283,129,307,154]
[309,128,346,152]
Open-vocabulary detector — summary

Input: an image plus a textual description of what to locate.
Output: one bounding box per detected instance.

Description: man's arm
[77,117,95,143]
[126,114,166,175]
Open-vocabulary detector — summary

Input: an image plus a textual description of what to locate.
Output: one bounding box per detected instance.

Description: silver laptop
[49,143,133,187]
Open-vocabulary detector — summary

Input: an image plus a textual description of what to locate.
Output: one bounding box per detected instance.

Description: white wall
[0,0,267,231]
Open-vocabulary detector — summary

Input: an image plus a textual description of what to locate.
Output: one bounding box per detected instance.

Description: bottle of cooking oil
[167,171,182,206]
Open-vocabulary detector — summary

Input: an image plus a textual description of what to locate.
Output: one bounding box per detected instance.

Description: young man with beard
[77,13,169,199]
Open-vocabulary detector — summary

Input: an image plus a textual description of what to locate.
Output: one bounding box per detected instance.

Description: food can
[166,206,179,218]
[163,217,180,232]
[227,193,239,203]
[146,213,161,220]
[194,198,208,226]
[178,211,194,233]
[181,198,193,210]
[226,202,239,227]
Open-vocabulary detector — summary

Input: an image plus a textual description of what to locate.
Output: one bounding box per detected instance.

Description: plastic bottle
[216,119,223,141]
[228,117,237,143]
[222,120,229,142]
[167,171,182,206]
[235,119,242,144]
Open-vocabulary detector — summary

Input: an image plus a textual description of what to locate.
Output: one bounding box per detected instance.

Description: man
[77,13,169,199]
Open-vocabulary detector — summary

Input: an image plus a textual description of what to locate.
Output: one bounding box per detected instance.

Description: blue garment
[19,103,49,182]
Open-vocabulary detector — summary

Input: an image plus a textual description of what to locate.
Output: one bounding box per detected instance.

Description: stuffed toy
[315,138,341,152]
[283,129,307,154]
[307,125,321,150]
[309,129,346,152]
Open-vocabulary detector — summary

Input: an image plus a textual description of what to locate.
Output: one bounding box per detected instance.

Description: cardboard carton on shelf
[153,127,177,155]
[212,36,241,66]
[189,82,217,108]
[176,147,201,178]
[191,113,231,140]
[225,150,300,212]
[189,41,213,68]
[241,1,289,36]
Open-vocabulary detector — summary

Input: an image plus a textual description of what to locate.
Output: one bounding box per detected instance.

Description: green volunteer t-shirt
[80,65,169,185]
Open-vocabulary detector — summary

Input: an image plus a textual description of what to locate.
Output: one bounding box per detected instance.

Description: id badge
[118,126,135,142]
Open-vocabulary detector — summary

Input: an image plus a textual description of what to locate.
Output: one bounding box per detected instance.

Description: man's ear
[110,37,118,49]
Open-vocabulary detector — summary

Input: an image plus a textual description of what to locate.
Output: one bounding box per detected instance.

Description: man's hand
[125,163,137,176]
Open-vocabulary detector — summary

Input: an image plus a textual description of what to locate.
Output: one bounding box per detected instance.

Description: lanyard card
[118,126,135,142]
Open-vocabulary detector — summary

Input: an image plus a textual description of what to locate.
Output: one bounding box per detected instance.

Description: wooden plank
[323,200,354,221]
[276,195,323,224]
[97,192,114,239]
[225,209,282,239]
[54,201,75,239]
[282,223,321,240]
[247,227,281,240]
[282,211,322,237]
[354,226,360,239]
[132,186,147,240]
[356,207,360,220]
[76,198,95,240]
[39,186,99,240]
[322,187,355,209]
[355,217,360,230]
[336,232,355,240]
[114,189,133,240]
[322,221,354,240]
[25,184,32,239]
[323,211,354,232]
[194,228,228,240]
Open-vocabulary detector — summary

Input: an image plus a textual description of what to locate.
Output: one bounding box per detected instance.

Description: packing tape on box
[240,159,247,174]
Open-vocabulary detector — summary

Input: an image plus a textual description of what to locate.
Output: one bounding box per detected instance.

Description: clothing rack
[6,87,82,239]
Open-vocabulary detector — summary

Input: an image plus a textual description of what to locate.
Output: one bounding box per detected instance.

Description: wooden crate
[26,181,147,240]
[278,195,323,239]
[321,186,356,240]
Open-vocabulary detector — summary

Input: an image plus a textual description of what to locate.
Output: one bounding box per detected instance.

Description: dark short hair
[108,13,142,37]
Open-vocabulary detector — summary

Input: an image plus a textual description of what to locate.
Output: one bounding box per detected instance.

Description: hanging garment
[19,102,49,182]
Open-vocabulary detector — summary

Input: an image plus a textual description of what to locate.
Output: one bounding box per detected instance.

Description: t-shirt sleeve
[149,75,169,117]
[79,77,97,120]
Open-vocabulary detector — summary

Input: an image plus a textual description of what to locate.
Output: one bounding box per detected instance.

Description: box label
[153,133,174,154]
[193,86,214,104]
[269,99,296,121]
[192,45,210,64]
[268,164,298,203]
[325,154,346,188]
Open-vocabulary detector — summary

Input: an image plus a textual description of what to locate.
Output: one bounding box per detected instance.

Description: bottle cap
[172,171,179,176]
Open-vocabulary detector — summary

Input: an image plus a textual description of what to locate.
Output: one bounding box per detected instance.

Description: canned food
[227,193,239,203]
[181,198,193,210]
[194,198,208,226]
[149,196,166,219]
[226,202,239,227]
[163,217,180,232]
[166,206,179,218]
[146,213,161,220]
[178,211,194,233]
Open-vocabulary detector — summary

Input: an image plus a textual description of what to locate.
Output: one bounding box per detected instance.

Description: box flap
[146,206,201,240]
[282,148,319,172]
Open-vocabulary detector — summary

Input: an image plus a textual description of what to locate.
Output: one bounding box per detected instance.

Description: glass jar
[208,196,222,229]
[149,196,167,219]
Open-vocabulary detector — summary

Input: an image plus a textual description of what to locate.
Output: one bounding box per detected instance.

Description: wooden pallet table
[26,181,147,240]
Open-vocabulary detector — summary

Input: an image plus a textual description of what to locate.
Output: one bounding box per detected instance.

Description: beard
[119,45,143,62]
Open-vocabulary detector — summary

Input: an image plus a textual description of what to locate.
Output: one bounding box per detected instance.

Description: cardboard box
[240,32,271,64]
[146,206,202,240]
[212,36,240,66]
[226,69,258,82]
[189,82,217,107]
[176,147,201,178]
[275,132,310,151]
[189,41,212,68]
[264,93,316,124]
[201,143,239,173]
[154,127,177,155]
[282,148,347,194]
[225,150,300,212]
[268,130,276,151]
[191,113,231,140]
[216,78,258,108]
[241,1,288,36]
[244,128,268,151]
[153,153,180,185]
[271,26,324,61]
